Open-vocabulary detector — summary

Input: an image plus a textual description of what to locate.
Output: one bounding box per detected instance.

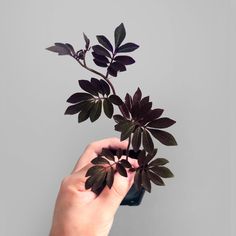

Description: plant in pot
[46,23,177,206]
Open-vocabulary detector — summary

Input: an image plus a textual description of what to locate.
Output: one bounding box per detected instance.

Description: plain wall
[0,0,235,235]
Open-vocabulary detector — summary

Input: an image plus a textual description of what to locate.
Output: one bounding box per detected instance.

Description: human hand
[49,137,138,236]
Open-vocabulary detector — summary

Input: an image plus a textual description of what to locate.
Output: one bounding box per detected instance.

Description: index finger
[71,137,128,173]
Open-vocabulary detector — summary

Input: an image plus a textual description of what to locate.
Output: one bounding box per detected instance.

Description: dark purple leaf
[106,167,115,188]
[91,171,107,191]
[132,127,142,152]
[134,169,142,191]
[103,98,114,118]
[96,35,113,52]
[90,78,103,95]
[147,171,165,186]
[117,42,139,53]
[107,66,118,77]
[91,156,110,165]
[78,102,94,123]
[114,55,135,65]
[149,158,169,167]
[137,149,146,166]
[147,117,176,129]
[83,33,90,50]
[46,43,72,56]
[93,59,108,68]
[133,87,142,105]
[120,122,135,141]
[142,129,154,153]
[92,45,111,58]
[139,96,149,107]
[101,148,115,161]
[142,170,151,192]
[120,103,130,119]
[109,62,126,72]
[116,163,127,177]
[125,93,132,111]
[100,79,110,96]
[116,148,123,159]
[66,92,93,104]
[89,100,102,122]
[85,165,105,177]
[113,114,126,123]
[148,129,177,146]
[150,166,174,178]
[109,95,123,105]
[64,100,88,115]
[120,159,132,168]
[65,43,75,55]
[78,80,98,96]
[92,52,109,64]
[142,109,164,124]
[114,23,126,49]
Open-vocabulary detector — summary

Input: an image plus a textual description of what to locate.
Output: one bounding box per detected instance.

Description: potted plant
[46,23,177,206]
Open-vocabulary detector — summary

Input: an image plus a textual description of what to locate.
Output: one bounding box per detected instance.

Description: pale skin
[49,137,138,236]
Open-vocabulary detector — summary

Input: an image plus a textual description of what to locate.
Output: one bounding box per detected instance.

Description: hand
[49,137,138,236]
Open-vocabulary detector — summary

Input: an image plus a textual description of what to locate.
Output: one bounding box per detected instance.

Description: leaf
[89,100,102,122]
[114,55,135,65]
[142,129,154,153]
[134,169,142,191]
[93,59,108,68]
[86,165,105,177]
[142,170,151,192]
[116,163,127,177]
[132,127,142,152]
[113,114,126,123]
[101,148,115,161]
[91,171,107,191]
[120,103,130,119]
[83,33,90,50]
[114,23,126,49]
[78,102,94,122]
[46,43,72,56]
[92,45,111,58]
[92,52,109,63]
[109,62,126,72]
[91,156,110,165]
[116,148,123,159]
[147,118,176,129]
[147,171,165,186]
[117,42,139,53]
[100,79,110,96]
[109,95,123,105]
[133,87,142,105]
[125,93,132,111]
[103,98,114,118]
[107,66,118,77]
[90,78,103,95]
[96,35,113,52]
[149,158,169,167]
[66,92,93,104]
[120,159,132,168]
[142,109,164,124]
[137,149,146,166]
[78,80,98,96]
[106,167,115,188]
[65,43,75,55]
[148,129,178,146]
[150,166,174,178]
[120,123,135,141]
[64,101,89,115]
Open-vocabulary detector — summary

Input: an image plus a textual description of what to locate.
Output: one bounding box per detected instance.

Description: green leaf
[116,163,127,177]
[150,166,174,178]
[149,158,169,167]
[148,129,177,146]
[96,35,113,52]
[142,170,151,193]
[109,95,123,106]
[106,167,115,188]
[114,23,126,49]
[103,98,114,118]
[147,171,165,186]
[91,156,110,165]
[90,100,102,122]
[132,127,142,152]
[142,129,154,153]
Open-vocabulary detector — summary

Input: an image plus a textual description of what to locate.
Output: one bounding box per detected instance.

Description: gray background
[0,0,235,235]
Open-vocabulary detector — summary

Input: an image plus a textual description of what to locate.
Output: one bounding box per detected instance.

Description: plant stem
[125,135,131,161]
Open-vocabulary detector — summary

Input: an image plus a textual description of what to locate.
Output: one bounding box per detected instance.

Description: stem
[125,135,131,161]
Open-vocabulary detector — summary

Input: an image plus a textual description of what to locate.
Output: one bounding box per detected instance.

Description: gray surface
[0,0,235,235]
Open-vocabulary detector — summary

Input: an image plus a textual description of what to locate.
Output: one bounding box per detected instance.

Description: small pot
[110,149,145,206]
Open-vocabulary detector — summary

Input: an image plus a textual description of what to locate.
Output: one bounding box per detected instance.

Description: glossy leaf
[148,129,177,146]
[96,35,113,52]
[86,165,105,177]
[150,166,174,178]
[100,79,110,96]
[114,55,135,65]
[78,80,98,96]
[142,170,151,192]
[147,171,165,186]
[117,42,139,53]
[147,117,176,129]
[83,33,90,50]
[91,171,107,191]
[142,129,154,153]
[101,148,115,161]
[132,126,142,152]
[103,98,114,118]
[67,92,93,104]
[92,45,111,58]
[114,23,126,49]
[109,95,123,105]
[91,156,110,165]
[89,100,102,122]
[149,158,169,167]
[116,163,127,177]
[106,167,115,188]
